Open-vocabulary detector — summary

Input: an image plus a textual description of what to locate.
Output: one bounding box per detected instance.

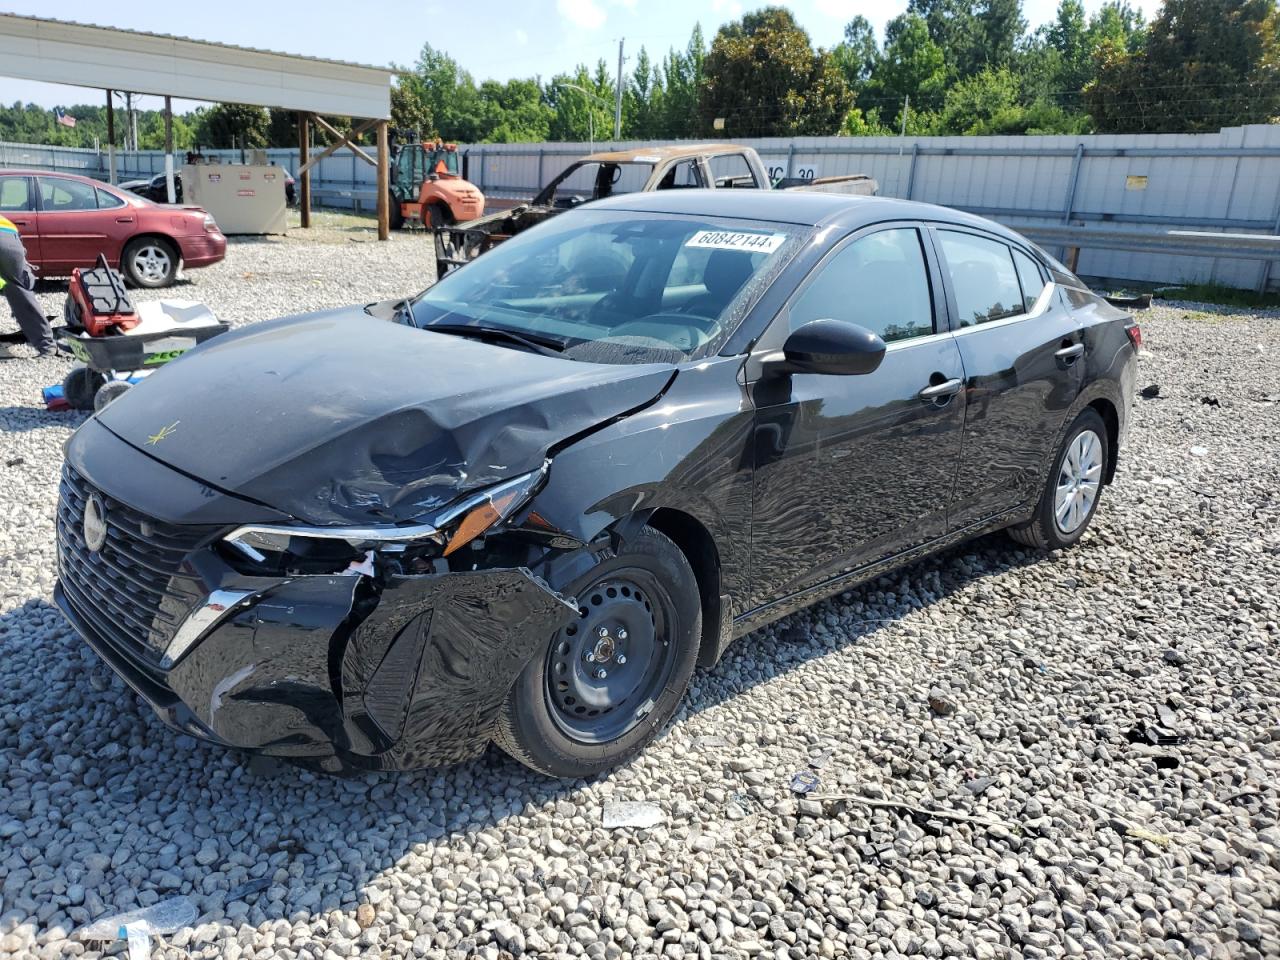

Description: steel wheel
[1054,428,1103,534]
[124,239,176,287]
[544,571,678,744]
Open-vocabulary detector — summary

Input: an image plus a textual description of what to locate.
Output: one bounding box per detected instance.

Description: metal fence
[9,123,1280,289]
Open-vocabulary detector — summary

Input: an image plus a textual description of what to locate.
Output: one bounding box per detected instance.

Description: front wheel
[1009,408,1108,551]
[494,527,701,778]
[122,237,177,288]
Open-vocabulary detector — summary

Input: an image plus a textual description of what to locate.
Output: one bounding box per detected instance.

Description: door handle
[918,377,963,402]
[115,217,134,223]
[9,218,28,226]
[1055,342,1085,364]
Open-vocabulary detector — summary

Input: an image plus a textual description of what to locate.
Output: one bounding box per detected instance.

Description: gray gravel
[1,231,1278,960]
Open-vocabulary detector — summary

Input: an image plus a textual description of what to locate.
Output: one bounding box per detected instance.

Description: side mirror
[769,319,887,376]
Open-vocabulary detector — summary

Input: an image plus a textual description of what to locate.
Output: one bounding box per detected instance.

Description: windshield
[413,209,807,364]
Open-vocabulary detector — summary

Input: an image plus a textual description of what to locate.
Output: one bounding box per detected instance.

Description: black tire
[62,367,106,411]
[387,193,404,230]
[426,203,449,229]
[121,237,178,288]
[494,527,701,778]
[1009,408,1109,551]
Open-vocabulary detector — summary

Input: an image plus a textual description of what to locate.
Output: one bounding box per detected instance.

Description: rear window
[39,177,99,212]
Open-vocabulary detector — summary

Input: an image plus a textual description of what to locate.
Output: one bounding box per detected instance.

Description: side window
[938,230,1024,327]
[789,228,934,343]
[39,177,99,212]
[708,153,760,189]
[0,177,32,211]
[1012,248,1047,311]
[655,159,703,190]
[96,188,126,209]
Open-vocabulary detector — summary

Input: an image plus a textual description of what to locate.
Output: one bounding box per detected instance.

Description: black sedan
[55,190,1138,777]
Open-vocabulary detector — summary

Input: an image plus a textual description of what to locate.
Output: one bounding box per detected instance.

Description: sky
[2,0,1129,113]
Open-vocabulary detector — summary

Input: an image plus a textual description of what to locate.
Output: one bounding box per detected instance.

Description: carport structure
[0,13,395,238]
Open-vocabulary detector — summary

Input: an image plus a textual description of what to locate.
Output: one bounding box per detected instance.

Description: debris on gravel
[1,234,1277,960]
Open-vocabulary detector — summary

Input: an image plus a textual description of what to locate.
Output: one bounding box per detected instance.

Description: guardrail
[1014,224,1280,292]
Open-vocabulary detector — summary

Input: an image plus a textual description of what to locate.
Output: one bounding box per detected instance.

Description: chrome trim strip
[161,589,256,668]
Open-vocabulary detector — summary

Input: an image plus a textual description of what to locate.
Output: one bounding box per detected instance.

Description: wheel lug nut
[594,668,608,680]
[597,626,609,638]
[584,652,595,662]
[617,628,628,640]
[616,655,627,665]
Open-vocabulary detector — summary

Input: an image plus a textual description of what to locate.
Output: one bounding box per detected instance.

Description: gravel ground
[0,230,1278,960]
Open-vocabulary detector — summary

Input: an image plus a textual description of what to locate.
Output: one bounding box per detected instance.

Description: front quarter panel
[524,357,754,613]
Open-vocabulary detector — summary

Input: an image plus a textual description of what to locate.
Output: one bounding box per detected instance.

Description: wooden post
[298,112,311,229]
[105,89,117,184]
[1065,246,1081,272]
[376,120,390,241]
[163,95,175,203]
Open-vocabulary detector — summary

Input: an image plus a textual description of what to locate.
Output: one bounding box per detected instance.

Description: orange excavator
[387,137,485,230]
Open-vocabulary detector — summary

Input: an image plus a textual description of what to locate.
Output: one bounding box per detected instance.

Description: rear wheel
[427,203,449,229]
[494,527,701,778]
[1009,408,1108,551]
[62,367,106,410]
[122,237,177,288]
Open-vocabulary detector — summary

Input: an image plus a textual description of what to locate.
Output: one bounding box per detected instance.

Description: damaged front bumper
[57,563,575,773]
[54,432,577,773]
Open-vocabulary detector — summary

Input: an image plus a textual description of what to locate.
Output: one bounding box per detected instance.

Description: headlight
[222,465,546,572]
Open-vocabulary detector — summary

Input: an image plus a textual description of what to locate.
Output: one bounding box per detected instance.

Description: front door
[747,225,967,611]
[0,175,40,265]
[930,227,1086,528]
[35,176,117,272]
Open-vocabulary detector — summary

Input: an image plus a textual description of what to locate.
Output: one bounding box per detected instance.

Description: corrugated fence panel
[10,125,1280,287]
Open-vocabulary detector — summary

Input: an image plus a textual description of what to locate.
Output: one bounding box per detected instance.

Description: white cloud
[711,0,743,14]
[557,0,608,30]
[514,27,529,45]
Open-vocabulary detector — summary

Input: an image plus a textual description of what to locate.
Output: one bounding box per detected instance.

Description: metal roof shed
[0,13,395,237]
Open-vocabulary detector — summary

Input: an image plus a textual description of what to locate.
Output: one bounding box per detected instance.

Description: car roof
[582,143,745,163]
[587,189,1028,243]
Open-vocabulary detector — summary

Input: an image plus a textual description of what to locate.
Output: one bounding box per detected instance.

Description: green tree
[833,15,880,92]
[476,79,554,142]
[624,46,665,138]
[906,0,984,77]
[978,0,1028,69]
[547,62,616,142]
[700,7,853,137]
[194,103,270,149]
[1085,0,1280,132]
[865,13,949,122]
[390,81,434,139]
[661,25,707,138]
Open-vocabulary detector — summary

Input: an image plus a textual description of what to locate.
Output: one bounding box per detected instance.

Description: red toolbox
[66,254,140,337]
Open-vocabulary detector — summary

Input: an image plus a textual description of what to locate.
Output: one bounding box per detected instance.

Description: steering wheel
[609,313,718,353]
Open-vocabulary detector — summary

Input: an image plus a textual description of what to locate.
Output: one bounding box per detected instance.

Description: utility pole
[614,38,625,141]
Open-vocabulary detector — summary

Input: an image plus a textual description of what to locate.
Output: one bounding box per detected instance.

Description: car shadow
[0,531,1043,942]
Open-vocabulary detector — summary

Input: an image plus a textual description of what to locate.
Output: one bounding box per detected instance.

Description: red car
[0,170,226,288]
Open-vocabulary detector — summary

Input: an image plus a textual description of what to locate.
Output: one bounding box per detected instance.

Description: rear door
[931,226,1086,528]
[747,223,967,609]
[36,177,139,272]
[0,175,40,264]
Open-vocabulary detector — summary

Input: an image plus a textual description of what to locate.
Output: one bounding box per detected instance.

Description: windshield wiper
[423,322,567,356]
[363,296,417,326]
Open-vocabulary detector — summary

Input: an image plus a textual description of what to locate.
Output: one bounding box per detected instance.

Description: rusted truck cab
[433,144,875,277]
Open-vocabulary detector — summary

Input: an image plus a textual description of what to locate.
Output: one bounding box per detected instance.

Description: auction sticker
[686,230,785,254]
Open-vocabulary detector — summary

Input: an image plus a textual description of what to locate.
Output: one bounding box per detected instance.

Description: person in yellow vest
[0,214,54,358]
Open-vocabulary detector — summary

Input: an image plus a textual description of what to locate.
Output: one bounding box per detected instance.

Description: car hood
[95,307,675,525]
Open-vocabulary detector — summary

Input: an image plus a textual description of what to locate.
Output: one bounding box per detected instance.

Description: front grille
[56,464,221,666]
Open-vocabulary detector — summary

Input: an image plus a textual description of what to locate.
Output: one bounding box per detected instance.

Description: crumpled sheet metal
[95,309,675,525]
[341,567,578,769]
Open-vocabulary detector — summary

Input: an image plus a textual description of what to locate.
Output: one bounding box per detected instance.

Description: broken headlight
[221,465,547,574]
